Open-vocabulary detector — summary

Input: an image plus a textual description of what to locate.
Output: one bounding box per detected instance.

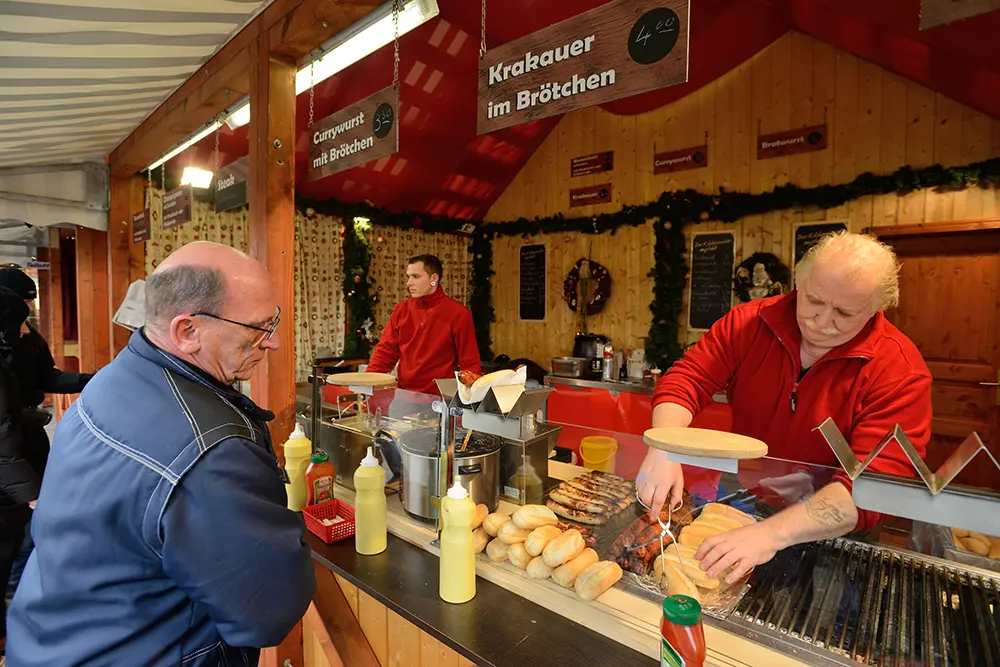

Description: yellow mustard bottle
[354,447,387,555]
[283,423,312,512]
[439,481,476,604]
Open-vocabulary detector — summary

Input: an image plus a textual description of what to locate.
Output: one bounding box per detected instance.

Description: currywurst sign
[477,0,690,135]
[308,86,399,181]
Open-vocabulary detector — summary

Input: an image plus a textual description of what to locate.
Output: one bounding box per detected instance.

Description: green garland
[299,156,1000,370]
[339,216,376,358]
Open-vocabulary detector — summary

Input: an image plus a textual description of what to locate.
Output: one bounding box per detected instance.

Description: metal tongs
[636,491,689,588]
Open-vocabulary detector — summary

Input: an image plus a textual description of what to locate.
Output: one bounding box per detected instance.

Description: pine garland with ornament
[338,214,378,357]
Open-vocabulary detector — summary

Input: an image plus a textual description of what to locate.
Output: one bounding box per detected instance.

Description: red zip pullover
[653,292,932,531]
[367,288,481,395]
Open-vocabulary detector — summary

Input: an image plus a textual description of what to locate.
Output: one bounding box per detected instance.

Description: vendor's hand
[696,521,781,585]
[636,449,683,520]
[28,499,36,510]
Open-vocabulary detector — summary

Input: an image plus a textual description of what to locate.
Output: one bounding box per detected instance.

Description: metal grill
[729,539,1000,666]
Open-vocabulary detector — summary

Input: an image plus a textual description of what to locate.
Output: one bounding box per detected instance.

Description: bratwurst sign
[477,0,690,135]
[308,86,398,181]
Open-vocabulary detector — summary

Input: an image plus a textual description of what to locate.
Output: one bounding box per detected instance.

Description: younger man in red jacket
[638,232,932,583]
[367,255,481,395]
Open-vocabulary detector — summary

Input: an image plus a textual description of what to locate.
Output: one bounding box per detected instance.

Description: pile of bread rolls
[473,504,623,602]
[651,503,756,602]
[952,528,1000,559]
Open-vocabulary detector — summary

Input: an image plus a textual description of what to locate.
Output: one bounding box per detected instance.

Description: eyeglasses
[193,306,280,342]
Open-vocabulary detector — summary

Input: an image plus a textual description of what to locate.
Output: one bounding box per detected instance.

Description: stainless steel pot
[400,433,500,522]
[550,357,588,378]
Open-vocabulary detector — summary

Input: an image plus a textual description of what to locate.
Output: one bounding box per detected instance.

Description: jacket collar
[128,329,274,422]
[415,286,447,308]
[759,291,881,364]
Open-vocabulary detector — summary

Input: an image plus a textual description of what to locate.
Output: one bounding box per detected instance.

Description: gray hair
[144,265,226,334]
[795,231,900,311]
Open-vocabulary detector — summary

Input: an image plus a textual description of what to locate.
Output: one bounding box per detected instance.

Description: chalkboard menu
[794,222,847,265]
[519,244,546,321]
[689,232,735,330]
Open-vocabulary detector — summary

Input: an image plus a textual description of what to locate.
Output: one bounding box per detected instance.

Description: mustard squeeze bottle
[439,481,476,604]
[283,423,311,512]
[353,447,387,555]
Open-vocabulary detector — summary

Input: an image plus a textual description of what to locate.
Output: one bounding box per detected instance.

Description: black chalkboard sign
[794,222,847,266]
[519,244,546,321]
[689,233,735,330]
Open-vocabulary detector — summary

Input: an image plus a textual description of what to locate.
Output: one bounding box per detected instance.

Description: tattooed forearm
[804,497,847,528]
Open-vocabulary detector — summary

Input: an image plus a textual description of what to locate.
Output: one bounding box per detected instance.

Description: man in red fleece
[638,232,931,584]
[367,254,481,395]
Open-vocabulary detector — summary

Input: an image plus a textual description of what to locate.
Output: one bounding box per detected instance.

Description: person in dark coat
[0,287,40,645]
[0,268,92,598]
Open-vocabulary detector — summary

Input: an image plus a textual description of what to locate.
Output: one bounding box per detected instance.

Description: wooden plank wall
[74,227,112,373]
[302,573,477,667]
[485,31,1000,363]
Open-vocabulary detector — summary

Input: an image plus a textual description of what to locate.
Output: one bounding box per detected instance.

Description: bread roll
[508,543,532,569]
[527,556,554,579]
[486,539,511,562]
[678,522,724,549]
[989,545,1000,560]
[701,502,755,526]
[964,537,990,556]
[657,550,720,590]
[542,529,587,567]
[483,513,510,537]
[952,527,970,539]
[473,527,490,555]
[525,525,562,557]
[470,369,515,394]
[658,559,701,602]
[694,513,746,534]
[575,561,623,602]
[551,548,599,588]
[971,532,992,544]
[497,521,532,544]
[512,504,559,530]
[472,504,489,530]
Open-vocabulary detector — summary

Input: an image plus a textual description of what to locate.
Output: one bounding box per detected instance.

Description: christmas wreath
[563,258,612,315]
[733,252,790,303]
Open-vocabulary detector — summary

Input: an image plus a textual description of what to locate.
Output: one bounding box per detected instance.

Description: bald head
[795,231,900,311]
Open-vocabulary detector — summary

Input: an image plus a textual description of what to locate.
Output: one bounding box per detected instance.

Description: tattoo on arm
[804,497,847,529]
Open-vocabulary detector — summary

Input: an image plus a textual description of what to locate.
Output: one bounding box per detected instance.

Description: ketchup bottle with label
[305,450,335,506]
[660,594,706,667]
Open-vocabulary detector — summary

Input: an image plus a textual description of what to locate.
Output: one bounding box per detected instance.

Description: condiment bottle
[305,449,335,506]
[439,481,476,604]
[660,594,706,667]
[353,447,387,555]
[283,423,312,512]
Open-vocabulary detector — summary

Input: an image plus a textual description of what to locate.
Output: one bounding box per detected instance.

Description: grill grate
[730,539,1000,666]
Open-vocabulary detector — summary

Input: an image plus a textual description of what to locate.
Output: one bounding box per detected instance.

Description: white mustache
[804,319,839,336]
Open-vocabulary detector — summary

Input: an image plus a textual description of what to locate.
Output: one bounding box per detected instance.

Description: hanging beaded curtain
[294,210,345,381]
[368,225,472,335]
[144,194,345,382]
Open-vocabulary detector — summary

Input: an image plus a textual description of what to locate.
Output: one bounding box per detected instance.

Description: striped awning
[0,0,271,169]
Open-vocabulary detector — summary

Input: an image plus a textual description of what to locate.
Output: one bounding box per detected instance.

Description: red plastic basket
[302,499,356,544]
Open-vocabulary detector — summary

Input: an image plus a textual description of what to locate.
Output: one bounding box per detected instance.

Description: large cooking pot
[399,429,501,522]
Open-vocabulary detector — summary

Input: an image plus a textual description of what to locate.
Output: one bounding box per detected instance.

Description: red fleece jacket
[653,292,932,532]
[367,288,481,395]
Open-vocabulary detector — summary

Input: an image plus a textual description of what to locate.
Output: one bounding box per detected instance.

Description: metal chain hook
[213,122,221,172]
[480,0,487,59]
[308,59,315,129]
[392,0,400,88]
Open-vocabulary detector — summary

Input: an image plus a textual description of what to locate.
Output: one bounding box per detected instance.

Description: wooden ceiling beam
[109,0,381,177]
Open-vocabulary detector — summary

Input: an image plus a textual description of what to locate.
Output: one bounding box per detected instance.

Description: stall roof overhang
[0,0,278,171]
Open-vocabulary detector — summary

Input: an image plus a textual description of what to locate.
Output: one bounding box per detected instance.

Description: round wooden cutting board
[325,372,397,388]
[643,427,768,459]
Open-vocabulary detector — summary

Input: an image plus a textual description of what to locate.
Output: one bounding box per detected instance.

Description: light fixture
[147,122,221,172]
[181,167,214,189]
[223,0,438,130]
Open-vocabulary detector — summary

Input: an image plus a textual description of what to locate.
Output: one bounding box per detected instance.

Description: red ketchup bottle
[660,594,707,667]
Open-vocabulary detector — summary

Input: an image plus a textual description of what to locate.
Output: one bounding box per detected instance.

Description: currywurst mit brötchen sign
[309,86,399,181]
[477,0,690,135]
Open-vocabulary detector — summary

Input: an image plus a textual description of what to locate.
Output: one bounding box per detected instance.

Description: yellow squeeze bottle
[283,423,312,512]
[439,481,477,604]
[354,447,387,555]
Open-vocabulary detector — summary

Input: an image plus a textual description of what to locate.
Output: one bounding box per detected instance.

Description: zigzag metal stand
[814,418,1000,536]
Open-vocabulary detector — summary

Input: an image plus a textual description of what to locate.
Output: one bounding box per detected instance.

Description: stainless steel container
[400,430,501,522]
[550,357,588,378]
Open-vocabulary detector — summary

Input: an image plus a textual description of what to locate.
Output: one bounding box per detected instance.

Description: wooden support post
[310,562,380,667]
[75,227,111,373]
[108,176,133,357]
[248,29,296,448]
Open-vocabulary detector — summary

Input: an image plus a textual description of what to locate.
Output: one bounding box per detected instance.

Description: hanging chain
[308,58,315,129]
[160,164,165,192]
[392,0,401,89]
[479,0,487,59]
[214,122,221,172]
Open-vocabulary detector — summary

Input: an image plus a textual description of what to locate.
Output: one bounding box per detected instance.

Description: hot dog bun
[542,529,586,568]
[508,543,532,569]
[512,505,560,530]
[551,548,599,588]
[575,561,623,602]
[525,525,562,557]
[483,512,510,537]
[497,521,532,544]
[486,539,511,562]
[527,556,554,579]
[472,504,489,530]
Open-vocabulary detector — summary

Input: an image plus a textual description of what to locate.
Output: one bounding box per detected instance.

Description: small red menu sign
[654,144,707,173]
[757,124,827,159]
[162,185,192,230]
[132,209,150,243]
[570,151,614,178]
[569,183,612,208]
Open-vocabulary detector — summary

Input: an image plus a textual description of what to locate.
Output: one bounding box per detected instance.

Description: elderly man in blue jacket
[6,241,316,666]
